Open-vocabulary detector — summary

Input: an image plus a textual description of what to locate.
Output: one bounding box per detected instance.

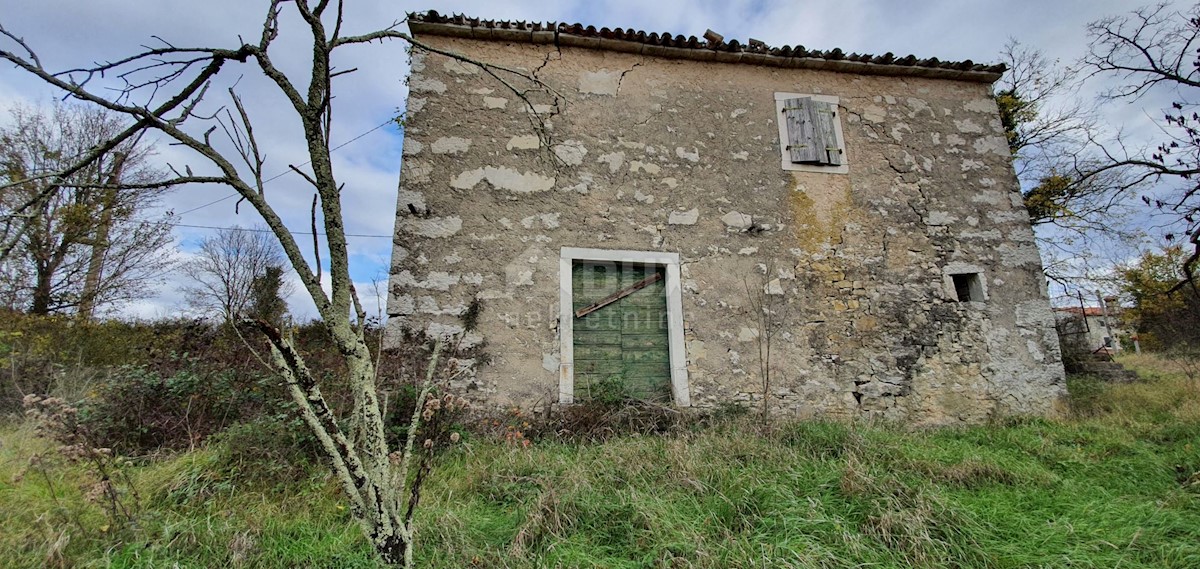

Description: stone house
[386,11,1066,424]
[1054,302,1126,355]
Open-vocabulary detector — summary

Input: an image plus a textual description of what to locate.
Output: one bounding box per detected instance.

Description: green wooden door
[572,261,671,402]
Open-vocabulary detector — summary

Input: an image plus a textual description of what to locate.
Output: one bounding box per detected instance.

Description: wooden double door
[571,261,671,402]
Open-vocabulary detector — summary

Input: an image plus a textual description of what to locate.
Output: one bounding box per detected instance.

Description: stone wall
[386,35,1066,425]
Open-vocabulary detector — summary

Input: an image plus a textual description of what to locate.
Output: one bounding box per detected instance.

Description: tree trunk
[371,529,409,567]
[78,152,127,320]
[29,269,52,315]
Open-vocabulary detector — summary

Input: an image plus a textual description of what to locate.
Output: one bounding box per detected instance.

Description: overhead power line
[174,118,396,217]
[172,222,393,239]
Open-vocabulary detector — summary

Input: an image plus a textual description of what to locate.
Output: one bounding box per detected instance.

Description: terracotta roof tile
[407,10,1006,83]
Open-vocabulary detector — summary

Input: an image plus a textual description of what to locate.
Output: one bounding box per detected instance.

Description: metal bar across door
[574,272,664,319]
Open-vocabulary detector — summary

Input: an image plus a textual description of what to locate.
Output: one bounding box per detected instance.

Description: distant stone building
[386,11,1066,424]
[1055,300,1125,355]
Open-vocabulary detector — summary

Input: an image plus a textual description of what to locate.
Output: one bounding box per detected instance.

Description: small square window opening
[950,273,984,302]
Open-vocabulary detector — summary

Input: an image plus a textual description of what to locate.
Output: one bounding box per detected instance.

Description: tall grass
[1,359,1198,568]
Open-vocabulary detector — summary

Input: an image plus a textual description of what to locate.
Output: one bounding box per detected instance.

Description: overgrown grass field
[1,354,1198,568]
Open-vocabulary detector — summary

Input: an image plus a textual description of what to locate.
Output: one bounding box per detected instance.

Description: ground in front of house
[0,353,1197,568]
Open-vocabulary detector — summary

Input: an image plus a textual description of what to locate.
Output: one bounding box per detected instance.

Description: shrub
[79,363,284,455]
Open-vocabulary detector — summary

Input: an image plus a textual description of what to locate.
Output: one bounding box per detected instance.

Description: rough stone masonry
[385,12,1066,425]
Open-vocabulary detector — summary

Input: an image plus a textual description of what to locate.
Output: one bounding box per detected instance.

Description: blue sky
[0,0,1173,319]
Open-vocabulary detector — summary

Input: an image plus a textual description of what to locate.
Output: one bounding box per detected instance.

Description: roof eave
[407,20,1004,84]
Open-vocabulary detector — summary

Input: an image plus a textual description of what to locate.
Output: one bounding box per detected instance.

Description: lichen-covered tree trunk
[0,1,556,564]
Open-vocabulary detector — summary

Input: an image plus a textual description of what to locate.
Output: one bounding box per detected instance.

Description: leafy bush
[79,363,283,455]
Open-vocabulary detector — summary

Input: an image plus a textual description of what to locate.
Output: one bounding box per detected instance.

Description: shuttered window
[783,97,842,166]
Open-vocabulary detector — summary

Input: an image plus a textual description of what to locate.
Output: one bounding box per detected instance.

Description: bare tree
[0,3,557,565]
[182,226,291,322]
[1078,2,1200,287]
[0,102,174,317]
[995,42,1143,236]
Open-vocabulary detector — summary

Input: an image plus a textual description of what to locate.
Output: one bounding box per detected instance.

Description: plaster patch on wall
[675,147,700,162]
[426,322,465,338]
[521,213,561,229]
[997,243,1043,267]
[409,78,447,94]
[393,270,461,291]
[409,51,426,72]
[506,134,540,151]
[766,279,785,295]
[451,167,556,193]
[483,97,509,109]
[417,296,467,315]
[402,138,424,156]
[408,98,426,114]
[630,160,661,175]
[563,182,589,194]
[731,151,749,160]
[926,211,957,226]
[554,140,588,165]
[432,137,471,154]
[961,159,985,171]
[443,59,479,75]
[390,294,415,315]
[970,190,1005,205]
[862,105,887,123]
[906,97,932,115]
[973,136,1009,156]
[505,266,535,287]
[963,98,996,113]
[397,216,463,238]
[396,189,426,211]
[721,211,753,230]
[668,208,699,225]
[597,151,625,173]
[578,70,621,95]
[959,229,1002,240]
[954,118,984,133]
[403,160,432,185]
[987,210,1027,224]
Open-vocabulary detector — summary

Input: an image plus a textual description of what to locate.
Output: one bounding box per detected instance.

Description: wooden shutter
[784,97,842,166]
[812,101,842,165]
[783,97,820,163]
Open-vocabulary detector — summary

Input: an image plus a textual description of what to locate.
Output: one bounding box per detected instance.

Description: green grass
[2,358,1198,568]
